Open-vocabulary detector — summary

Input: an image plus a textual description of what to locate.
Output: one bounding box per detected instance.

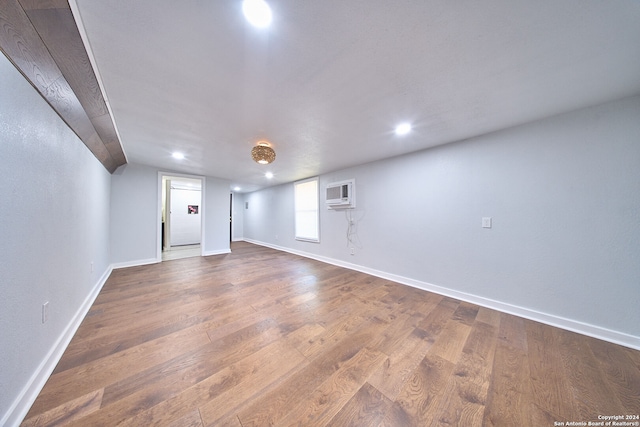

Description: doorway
[158,173,205,261]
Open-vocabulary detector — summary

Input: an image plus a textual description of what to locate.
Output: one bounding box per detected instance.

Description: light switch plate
[42,301,49,324]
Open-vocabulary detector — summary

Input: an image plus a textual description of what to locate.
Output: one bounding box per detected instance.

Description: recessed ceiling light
[172,152,185,159]
[265,172,274,179]
[242,0,272,28]
[395,123,412,136]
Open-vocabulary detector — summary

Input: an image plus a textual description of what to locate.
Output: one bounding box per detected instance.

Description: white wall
[244,95,640,348]
[110,163,159,265]
[204,176,233,255]
[110,163,231,265]
[0,54,112,425]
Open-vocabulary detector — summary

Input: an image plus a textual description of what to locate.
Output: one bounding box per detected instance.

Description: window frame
[294,177,320,243]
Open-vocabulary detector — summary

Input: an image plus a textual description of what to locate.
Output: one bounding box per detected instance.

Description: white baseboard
[2,266,113,427]
[111,249,231,268]
[111,257,159,269]
[242,239,640,351]
[203,248,231,256]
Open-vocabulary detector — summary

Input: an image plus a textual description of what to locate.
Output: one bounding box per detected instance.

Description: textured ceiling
[72,0,640,192]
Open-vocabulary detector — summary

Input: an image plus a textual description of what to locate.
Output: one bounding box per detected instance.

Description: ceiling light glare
[234,186,241,191]
[242,0,272,28]
[395,123,412,136]
[265,172,274,179]
[172,152,185,159]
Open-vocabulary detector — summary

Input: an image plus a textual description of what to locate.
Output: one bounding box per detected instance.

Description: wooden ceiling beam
[0,0,126,173]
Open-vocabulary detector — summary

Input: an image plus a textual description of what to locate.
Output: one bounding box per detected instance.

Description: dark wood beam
[0,0,126,173]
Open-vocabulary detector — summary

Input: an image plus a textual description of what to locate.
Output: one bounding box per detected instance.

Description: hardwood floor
[22,242,640,426]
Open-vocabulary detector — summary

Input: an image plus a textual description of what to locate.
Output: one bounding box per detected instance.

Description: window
[294,177,319,242]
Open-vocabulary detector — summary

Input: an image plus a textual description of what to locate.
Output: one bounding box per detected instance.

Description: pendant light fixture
[251,141,276,164]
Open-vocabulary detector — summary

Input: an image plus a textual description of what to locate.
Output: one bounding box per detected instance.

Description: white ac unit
[326,179,355,209]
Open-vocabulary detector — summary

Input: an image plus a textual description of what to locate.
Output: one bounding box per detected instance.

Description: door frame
[157,171,206,262]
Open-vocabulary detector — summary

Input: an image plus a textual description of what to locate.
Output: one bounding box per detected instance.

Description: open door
[158,173,204,261]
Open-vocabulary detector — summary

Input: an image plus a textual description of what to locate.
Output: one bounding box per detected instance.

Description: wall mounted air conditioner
[326,179,355,209]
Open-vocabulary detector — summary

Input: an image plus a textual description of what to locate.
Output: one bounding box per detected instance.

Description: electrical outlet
[42,302,49,324]
[91,262,94,273]
[482,217,492,228]
[350,247,355,255]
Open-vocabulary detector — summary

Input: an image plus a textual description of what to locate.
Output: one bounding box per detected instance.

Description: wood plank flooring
[22,242,640,426]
